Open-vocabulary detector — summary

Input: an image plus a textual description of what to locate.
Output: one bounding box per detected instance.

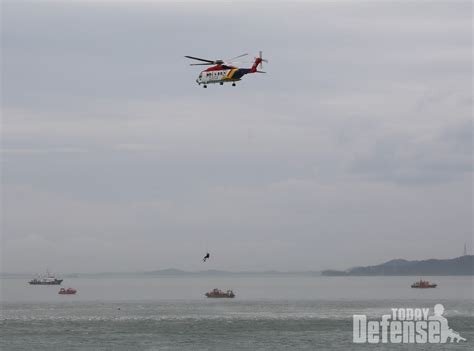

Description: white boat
[29,270,63,285]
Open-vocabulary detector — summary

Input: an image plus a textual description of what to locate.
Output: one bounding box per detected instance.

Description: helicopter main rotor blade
[223,61,243,66]
[190,63,215,66]
[227,53,248,61]
[184,55,215,63]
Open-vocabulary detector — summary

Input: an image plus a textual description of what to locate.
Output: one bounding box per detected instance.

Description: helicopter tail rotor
[257,51,268,69]
[251,51,268,72]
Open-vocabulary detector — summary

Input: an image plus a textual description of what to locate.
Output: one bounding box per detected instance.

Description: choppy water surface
[1,276,473,350]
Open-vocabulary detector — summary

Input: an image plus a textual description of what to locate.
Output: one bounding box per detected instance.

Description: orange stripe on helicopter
[225,68,238,80]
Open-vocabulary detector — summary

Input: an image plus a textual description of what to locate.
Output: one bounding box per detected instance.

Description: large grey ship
[29,271,63,285]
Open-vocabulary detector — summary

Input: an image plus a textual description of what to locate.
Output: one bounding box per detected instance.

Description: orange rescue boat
[58,287,77,295]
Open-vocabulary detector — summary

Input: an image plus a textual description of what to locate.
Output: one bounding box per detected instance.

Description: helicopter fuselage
[196,65,253,86]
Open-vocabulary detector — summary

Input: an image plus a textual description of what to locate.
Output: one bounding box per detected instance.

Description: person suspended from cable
[203,252,210,262]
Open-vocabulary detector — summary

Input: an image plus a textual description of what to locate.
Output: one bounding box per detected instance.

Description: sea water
[1,276,473,350]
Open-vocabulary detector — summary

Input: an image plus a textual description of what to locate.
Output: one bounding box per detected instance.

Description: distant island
[2,256,473,278]
[0,269,321,279]
[322,255,473,276]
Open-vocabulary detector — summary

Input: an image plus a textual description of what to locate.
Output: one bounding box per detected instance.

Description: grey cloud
[1,1,472,273]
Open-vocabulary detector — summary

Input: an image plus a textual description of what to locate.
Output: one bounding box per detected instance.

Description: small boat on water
[58,288,77,295]
[411,279,437,288]
[205,288,235,298]
[29,270,63,285]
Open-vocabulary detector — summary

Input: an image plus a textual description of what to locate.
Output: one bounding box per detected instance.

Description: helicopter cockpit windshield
[196,73,203,84]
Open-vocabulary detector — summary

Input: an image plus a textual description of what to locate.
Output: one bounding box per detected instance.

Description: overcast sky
[1,0,472,273]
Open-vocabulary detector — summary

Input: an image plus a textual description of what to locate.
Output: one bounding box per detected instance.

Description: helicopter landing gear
[203,85,207,88]
[232,83,236,87]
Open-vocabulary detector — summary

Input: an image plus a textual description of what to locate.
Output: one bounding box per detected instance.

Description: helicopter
[185,51,268,88]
